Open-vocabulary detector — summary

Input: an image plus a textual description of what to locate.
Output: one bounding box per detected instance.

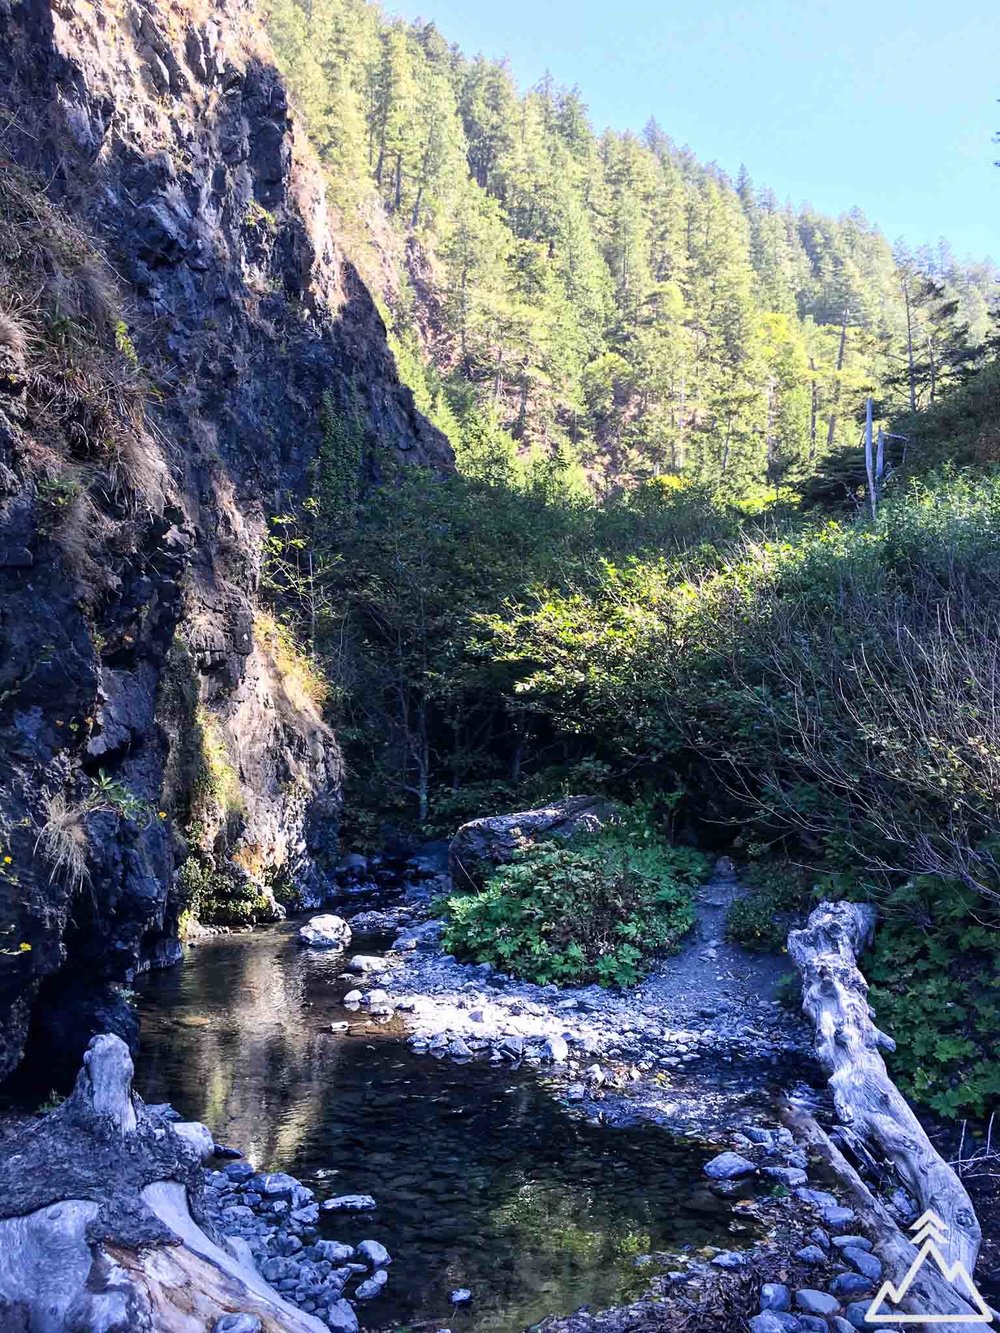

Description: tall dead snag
[788,900,981,1279]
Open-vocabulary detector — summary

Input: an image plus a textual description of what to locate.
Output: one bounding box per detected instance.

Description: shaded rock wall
[0,0,452,1082]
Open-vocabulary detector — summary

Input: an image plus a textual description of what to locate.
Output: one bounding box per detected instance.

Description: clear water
[135,923,760,1333]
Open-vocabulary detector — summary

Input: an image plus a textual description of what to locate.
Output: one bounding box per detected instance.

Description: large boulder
[298,915,352,949]
[449,796,614,890]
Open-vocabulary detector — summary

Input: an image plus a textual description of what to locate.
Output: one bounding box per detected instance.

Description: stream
[135,921,765,1333]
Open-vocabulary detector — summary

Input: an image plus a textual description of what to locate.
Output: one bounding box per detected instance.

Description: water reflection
[136,925,758,1332]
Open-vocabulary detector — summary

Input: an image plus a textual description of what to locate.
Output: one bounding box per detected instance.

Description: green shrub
[441,833,704,988]
[866,881,1000,1117]
[176,856,275,928]
[725,862,814,953]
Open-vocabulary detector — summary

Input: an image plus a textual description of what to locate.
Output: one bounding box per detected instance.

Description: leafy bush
[176,856,274,928]
[866,881,1000,1118]
[441,833,705,988]
[725,863,814,952]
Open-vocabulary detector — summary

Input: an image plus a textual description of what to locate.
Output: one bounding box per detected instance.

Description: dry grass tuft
[255,610,330,712]
[34,793,90,893]
[0,309,28,360]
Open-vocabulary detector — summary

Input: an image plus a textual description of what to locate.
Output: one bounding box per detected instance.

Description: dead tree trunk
[783,1105,987,1331]
[788,900,981,1283]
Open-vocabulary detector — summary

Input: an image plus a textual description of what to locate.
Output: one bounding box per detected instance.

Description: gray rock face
[299,915,352,950]
[0,0,452,1083]
[449,796,613,889]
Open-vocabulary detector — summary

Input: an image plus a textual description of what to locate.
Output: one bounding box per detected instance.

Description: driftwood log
[788,901,988,1329]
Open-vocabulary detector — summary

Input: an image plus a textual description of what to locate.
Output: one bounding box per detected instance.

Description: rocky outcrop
[0,0,452,1083]
[449,796,613,890]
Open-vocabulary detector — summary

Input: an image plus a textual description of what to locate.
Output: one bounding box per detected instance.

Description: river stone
[749,1317,789,1333]
[843,1303,900,1331]
[357,1239,391,1267]
[449,1288,473,1305]
[350,955,389,974]
[762,1165,808,1187]
[760,1282,791,1311]
[299,915,352,949]
[843,1246,882,1282]
[829,1272,873,1300]
[325,1299,359,1332]
[704,1151,756,1180]
[343,990,363,1005]
[312,1241,354,1263]
[172,1120,216,1162]
[794,1290,840,1315]
[355,1269,388,1301]
[796,1188,838,1209]
[794,1245,827,1265]
[446,1037,472,1059]
[449,796,613,889]
[256,1173,300,1200]
[821,1205,856,1228]
[711,1250,748,1269]
[541,1034,570,1063]
[224,1160,255,1183]
[831,1235,871,1252]
[321,1195,377,1213]
[214,1318,263,1333]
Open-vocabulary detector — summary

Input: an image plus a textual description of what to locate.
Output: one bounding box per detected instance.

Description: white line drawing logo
[865,1210,994,1324]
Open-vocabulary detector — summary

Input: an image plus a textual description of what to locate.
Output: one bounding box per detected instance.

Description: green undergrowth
[866,882,1000,1118]
[442,819,706,988]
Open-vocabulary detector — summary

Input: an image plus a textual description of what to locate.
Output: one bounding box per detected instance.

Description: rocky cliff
[0,0,452,1084]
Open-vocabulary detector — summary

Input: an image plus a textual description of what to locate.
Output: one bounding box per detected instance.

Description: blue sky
[385,0,998,262]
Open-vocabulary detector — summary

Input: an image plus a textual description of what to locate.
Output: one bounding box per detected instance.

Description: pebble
[343,990,363,1005]
[214,1317,264,1333]
[450,1288,473,1305]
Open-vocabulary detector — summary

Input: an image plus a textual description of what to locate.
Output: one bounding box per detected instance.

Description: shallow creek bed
[133,876,918,1333]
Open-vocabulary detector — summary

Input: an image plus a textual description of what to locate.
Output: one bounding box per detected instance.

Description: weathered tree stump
[0,1034,329,1331]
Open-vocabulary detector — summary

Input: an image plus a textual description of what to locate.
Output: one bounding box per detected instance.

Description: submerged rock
[321,1195,377,1214]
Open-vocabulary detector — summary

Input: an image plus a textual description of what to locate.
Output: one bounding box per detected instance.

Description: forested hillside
[265,0,996,493]
[251,0,1000,1124]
